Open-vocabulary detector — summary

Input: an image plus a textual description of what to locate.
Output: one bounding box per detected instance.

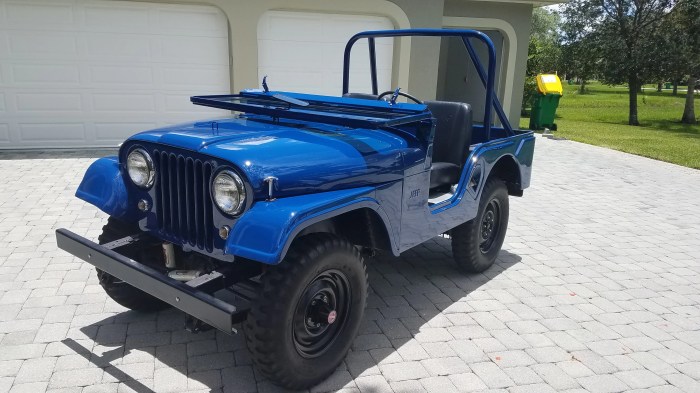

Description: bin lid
[536,74,563,95]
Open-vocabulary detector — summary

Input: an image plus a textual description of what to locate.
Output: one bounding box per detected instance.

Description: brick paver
[1,135,699,392]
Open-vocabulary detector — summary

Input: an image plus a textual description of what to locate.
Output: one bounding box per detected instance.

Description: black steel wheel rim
[292,269,351,358]
[479,198,501,253]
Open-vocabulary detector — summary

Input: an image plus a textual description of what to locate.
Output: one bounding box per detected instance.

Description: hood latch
[264,176,278,201]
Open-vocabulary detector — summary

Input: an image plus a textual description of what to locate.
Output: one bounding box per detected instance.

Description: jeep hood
[128,117,409,199]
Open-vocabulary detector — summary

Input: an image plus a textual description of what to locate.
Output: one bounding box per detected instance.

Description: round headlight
[126,148,154,188]
[213,170,245,215]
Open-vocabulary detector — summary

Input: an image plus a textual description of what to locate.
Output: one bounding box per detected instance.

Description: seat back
[425,101,472,167]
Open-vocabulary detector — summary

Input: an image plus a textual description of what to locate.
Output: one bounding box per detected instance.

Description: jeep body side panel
[398,131,535,252]
[226,184,401,264]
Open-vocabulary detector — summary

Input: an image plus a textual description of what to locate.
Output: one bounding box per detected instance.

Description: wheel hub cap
[305,295,337,327]
[479,199,501,253]
[481,211,495,239]
[292,270,351,358]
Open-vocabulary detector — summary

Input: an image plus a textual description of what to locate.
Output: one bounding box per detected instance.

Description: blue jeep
[56,29,534,389]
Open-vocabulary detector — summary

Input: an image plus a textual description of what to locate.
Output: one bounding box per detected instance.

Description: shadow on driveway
[63,237,522,392]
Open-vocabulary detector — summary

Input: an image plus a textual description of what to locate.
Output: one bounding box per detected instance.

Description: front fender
[75,157,137,220]
[226,186,396,265]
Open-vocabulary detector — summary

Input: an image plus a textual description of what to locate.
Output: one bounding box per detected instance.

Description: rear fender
[226,186,397,265]
[75,157,139,220]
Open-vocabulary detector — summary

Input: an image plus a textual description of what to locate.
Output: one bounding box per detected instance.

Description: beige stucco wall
[444,0,534,123]
[113,0,533,125]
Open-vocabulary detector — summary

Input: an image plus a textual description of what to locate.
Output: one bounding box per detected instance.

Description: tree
[656,34,688,96]
[568,0,675,125]
[561,1,601,94]
[652,0,697,104]
[522,8,562,113]
[667,0,700,124]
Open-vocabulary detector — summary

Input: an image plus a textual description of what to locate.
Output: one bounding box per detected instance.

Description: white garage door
[258,11,394,96]
[0,0,230,149]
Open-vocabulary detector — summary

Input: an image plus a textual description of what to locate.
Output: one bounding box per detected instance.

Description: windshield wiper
[261,76,309,107]
[271,93,309,107]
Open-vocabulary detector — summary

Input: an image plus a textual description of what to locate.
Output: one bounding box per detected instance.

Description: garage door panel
[92,94,155,112]
[89,65,153,85]
[0,124,8,143]
[157,8,228,35]
[16,93,82,112]
[162,98,222,117]
[264,69,329,94]
[4,2,75,27]
[324,17,393,42]
[162,66,229,89]
[8,32,78,57]
[0,32,8,58]
[160,36,228,65]
[85,33,153,59]
[347,44,393,71]
[164,95,204,112]
[83,4,151,33]
[18,123,85,142]
[258,41,325,69]
[94,122,157,144]
[11,64,80,85]
[259,13,325,41]
[0,1,230,149]
[258,11,394,96]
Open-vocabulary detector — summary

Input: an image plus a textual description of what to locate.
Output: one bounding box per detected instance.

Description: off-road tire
[244,234,368,390]
[97,218,169,312]
[451,178,509,273]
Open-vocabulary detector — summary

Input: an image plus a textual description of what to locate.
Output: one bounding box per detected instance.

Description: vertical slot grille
[154,150,214,252]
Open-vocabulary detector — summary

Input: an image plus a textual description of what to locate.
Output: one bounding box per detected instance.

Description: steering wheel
[377,90,423,104]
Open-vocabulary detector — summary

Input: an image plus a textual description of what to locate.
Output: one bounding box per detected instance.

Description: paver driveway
[1,135,699,393]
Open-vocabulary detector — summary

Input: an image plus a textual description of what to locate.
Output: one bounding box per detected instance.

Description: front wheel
[244,234,367,390]
[451,178,509,273]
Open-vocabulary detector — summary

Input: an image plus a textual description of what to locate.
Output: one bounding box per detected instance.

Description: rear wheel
[244,234,367,390]
[451,178,509,273]
[97,218,169,312]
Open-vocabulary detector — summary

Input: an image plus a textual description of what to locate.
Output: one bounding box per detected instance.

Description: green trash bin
[529,93,561,130]
[664,82,672,89]
[529,74,563,130]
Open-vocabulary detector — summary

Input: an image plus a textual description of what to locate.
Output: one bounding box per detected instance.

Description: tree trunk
[657,82,662,92]
[579,79,587,94]
[673,80,679,95]
[629,76,640,126]
[681,76,697,124]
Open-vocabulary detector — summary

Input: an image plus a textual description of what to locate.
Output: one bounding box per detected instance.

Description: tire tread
[244,233,367,389]
[451,178,509,273]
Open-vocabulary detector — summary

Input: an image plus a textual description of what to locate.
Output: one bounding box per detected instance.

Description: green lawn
[519,82,700,169]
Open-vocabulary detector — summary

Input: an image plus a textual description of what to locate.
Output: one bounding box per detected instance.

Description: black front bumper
[55,228,243,334]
